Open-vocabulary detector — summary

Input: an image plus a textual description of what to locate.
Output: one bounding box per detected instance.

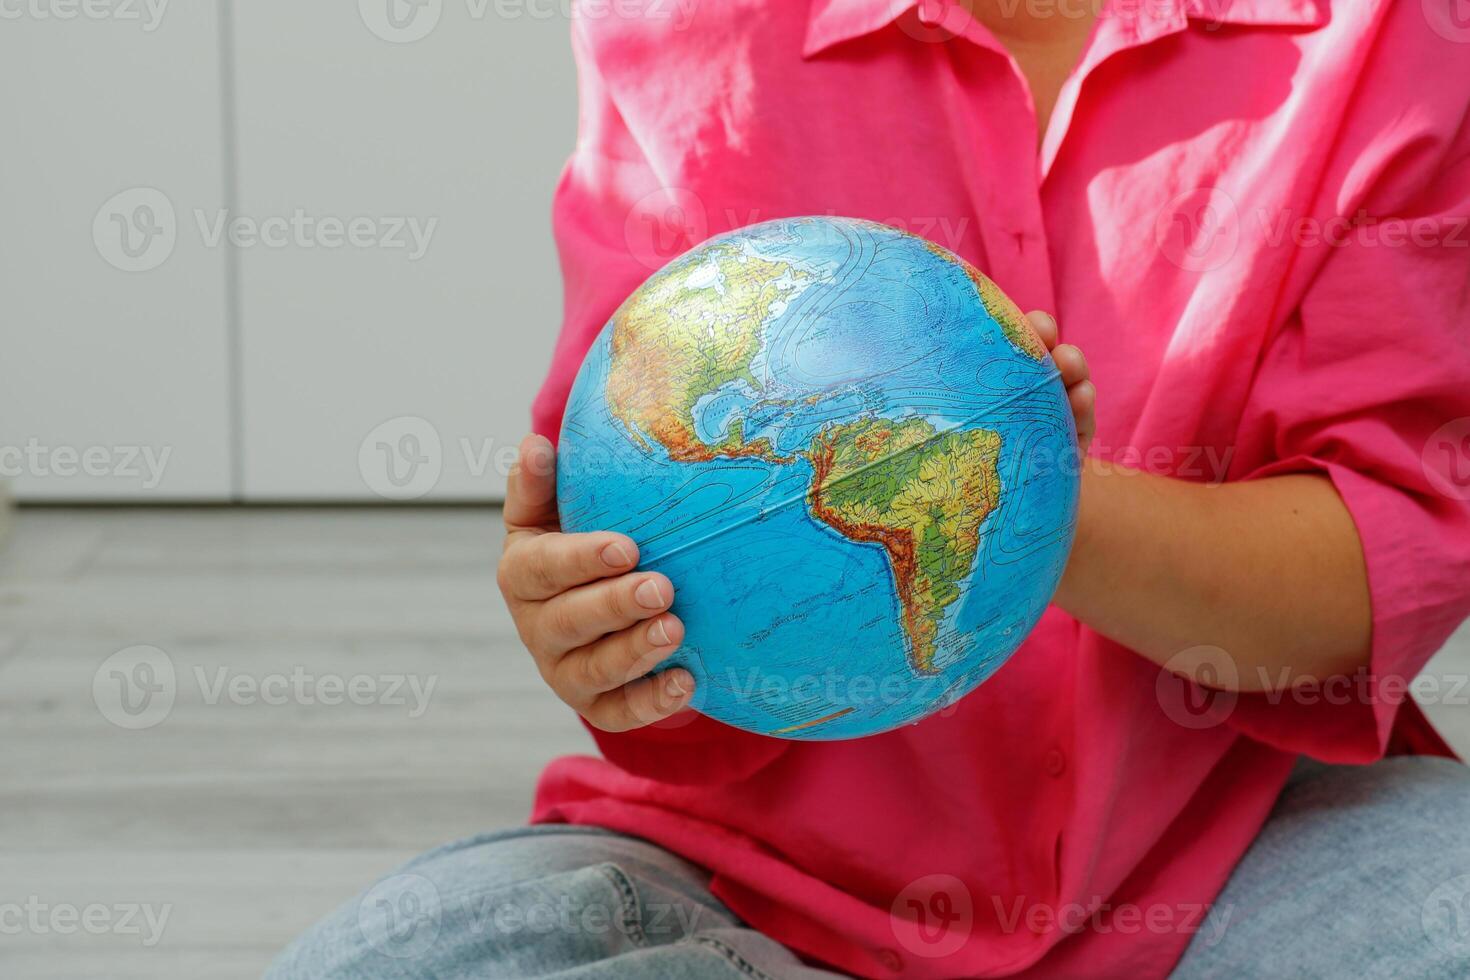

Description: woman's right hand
[497,434,695,732]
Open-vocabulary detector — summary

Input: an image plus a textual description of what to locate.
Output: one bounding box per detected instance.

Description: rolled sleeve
[1227,455,1470,762]
[1226,130,1470,761]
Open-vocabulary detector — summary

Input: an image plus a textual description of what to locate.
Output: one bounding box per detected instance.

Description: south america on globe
[557,216,1079,739]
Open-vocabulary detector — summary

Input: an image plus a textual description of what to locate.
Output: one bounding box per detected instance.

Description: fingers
[497,432,694,733]
[1029,331,1095,455]
[1051,343,1089,388]
[531,571,673,655]
[554,613,685,702]
[1022,310,1090,393]
[1068,379,1096,416]
[500,530,640,602]
[1026,310,1058,351]
[1070,379,1097,452]
[504,434,559,531]
[582,667,696,733]
[1053,342,1094,449]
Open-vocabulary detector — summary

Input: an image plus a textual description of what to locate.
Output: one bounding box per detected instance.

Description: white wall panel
[232,2,574,500]
[0,3,233,500]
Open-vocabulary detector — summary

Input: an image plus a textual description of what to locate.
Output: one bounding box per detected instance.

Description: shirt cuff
[1224,457,1465,762]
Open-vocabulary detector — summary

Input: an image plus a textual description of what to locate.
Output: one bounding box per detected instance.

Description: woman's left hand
[1027,310,1095,456]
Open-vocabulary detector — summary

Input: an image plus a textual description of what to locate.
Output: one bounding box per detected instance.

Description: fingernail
[601,542,633,568]
[635,578,668,609]
[647,618,671,647]
[663,669,693,698]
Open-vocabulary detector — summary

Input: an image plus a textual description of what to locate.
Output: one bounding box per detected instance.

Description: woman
[273,1,1470,976]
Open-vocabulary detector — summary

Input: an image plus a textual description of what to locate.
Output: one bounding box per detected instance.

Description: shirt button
[1044,747,1067,777]
[876,947,904,972]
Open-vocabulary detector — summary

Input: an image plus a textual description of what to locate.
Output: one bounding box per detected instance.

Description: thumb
[504,434,559,530]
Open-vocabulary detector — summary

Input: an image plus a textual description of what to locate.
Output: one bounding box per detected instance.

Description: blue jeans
[267,757,1470,979]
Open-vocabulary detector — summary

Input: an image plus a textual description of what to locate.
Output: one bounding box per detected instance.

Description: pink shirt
[530,2,1470,976]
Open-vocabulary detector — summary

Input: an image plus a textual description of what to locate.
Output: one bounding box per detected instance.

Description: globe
[557,216,1079,739]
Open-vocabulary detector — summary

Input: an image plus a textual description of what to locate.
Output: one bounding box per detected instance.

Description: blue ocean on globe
[557,216,1078,739]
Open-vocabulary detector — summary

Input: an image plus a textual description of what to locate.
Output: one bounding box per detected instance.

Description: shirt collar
[802,0,909,59]
[802,0,1328,59]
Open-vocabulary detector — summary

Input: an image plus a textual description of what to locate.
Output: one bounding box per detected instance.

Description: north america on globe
[558,216,1079,739]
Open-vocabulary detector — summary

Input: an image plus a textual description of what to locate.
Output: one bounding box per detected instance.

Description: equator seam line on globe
[638,366,1065,571]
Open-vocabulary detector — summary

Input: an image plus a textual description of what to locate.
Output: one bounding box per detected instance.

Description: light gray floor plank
[0,850,420,980]
[0,508,590,978]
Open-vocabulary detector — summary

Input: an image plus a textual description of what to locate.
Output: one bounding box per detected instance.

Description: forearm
[1053,460,1373,691]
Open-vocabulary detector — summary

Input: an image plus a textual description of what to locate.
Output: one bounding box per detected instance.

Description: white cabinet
[3,3,574,501]
[230,3,574,500]
[0,4,234,500]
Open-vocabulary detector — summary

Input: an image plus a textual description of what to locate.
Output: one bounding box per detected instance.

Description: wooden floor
[2,507,1467,979]
[0,508,591,979]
